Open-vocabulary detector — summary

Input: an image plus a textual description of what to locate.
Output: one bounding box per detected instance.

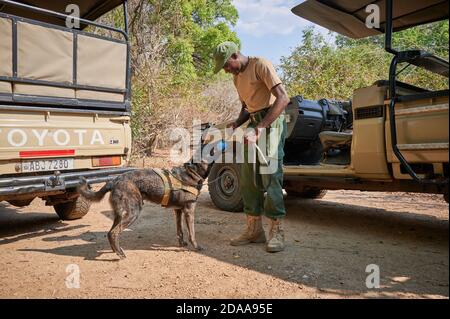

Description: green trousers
[241,110,287,219]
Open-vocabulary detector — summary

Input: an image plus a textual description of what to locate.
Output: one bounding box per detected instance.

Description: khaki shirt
[233,57,282,113]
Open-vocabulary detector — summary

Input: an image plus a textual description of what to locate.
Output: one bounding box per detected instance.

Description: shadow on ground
[2,194,448,298]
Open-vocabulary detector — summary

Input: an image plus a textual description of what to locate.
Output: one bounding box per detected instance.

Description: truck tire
[7,198,35,207]
[208,163,243,212]
[285,187,327,199]
[53,196,91,220]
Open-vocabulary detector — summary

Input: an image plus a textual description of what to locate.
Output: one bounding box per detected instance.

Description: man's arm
[229,103,250,129]
[256,84,289,129]
[245,84,289,144]
[235,103,250,127]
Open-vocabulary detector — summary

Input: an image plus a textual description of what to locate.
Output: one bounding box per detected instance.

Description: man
[213,41,290,252]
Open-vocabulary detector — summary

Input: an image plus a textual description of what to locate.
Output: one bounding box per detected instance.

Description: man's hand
[230,105,250,131]
[226,121,238,131]
[244,127,264,144]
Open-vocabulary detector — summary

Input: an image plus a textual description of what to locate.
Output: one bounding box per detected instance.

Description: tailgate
[0,107,131,175]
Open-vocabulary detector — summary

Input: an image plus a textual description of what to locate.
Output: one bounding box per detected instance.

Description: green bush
[280,21,449,100]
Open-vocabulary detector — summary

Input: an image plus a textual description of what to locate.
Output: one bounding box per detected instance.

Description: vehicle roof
[292,0,449,39]
[0,0,124,28]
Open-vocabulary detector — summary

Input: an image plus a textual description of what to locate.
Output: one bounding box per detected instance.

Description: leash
[192,139,270,191]
[205,174,226,186]
[254,143,269,166]
[252,143,269,192]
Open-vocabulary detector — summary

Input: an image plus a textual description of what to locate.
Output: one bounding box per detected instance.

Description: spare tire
[54,196,91,220]
[7,198,35,207]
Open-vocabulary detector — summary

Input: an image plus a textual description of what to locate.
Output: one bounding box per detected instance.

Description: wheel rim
[217,167,237,198]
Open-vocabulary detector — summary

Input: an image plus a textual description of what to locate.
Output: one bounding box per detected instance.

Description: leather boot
[230,215,266,246]
[266,218,285,252]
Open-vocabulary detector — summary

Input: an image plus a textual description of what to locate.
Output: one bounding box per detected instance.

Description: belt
[250,107,270,115]
[249,107,270,125]
[249,107,285,125]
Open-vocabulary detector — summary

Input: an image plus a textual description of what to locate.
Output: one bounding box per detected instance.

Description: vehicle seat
[319,131,352,153]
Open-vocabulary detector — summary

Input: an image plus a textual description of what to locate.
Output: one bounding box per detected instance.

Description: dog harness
[152,168,201,206]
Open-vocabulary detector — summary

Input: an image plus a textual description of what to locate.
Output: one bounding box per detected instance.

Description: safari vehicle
[0,0,133,219]
[205,0,449,212]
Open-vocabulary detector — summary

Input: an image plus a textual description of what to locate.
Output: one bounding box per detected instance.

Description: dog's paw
[193,245,205,251]
[178,240,188,247]
[116,251,127,259]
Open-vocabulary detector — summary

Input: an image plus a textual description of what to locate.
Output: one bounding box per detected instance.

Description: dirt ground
[0,152,448,299]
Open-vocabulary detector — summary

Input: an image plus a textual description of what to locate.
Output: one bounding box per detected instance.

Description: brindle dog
[77,159,213,259]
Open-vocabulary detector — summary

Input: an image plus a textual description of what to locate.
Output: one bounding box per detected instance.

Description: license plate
[21,158,74,172]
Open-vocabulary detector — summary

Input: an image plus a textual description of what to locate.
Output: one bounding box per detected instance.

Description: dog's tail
[77,177,112,202]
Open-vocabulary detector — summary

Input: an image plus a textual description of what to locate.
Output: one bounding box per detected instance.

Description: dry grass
[130,78,241,159]
[129,148,173,169]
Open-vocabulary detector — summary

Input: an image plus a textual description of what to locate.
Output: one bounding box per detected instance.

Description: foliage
[97,2,448,157]
[129,0,240,83]
[281,21,449,100]
[96,0,241,156]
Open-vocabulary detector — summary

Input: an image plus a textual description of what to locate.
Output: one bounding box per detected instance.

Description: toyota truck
[0,0,133,219]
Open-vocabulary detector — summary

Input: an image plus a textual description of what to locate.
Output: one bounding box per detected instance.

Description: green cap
[213,41,239,74]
